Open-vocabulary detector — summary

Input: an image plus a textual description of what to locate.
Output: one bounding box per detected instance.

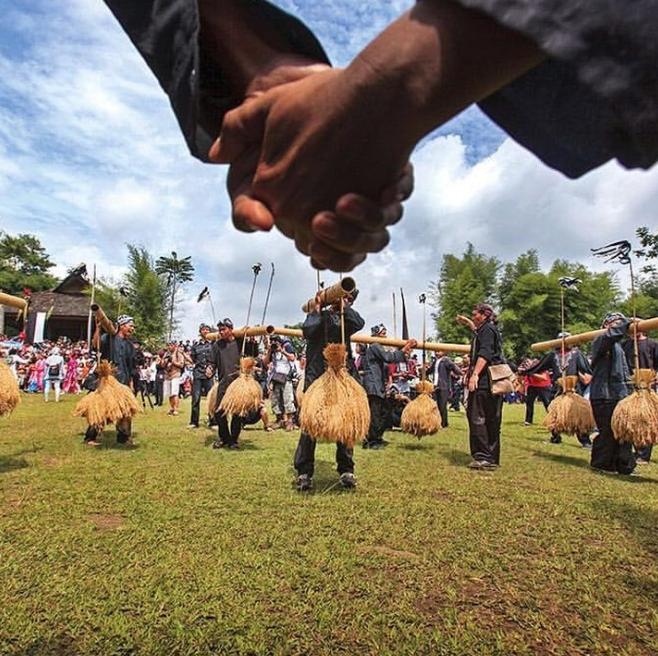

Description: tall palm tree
[155,251,194,340]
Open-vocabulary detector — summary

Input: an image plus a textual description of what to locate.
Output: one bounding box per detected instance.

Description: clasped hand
[209,65,414,272]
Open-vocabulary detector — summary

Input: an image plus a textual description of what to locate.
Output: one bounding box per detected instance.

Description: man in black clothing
[458,303,504,470]
[188,323,215,429]
[211,318,242,450]
[430,350,461,428]
[590,313,636,475]
[85,314,137,446]
[623,328,658,464]
[294,291,364,491]
[361,324,415,449]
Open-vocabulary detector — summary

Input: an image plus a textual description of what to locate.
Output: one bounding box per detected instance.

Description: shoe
[167,409,174,416]
[592,467,618,475]
[212,441,224,449]
[339,472,357,489]
[172,411,179,416]
[549,438,562,445]
[296,474,313,492]
[228,443,239,450]
[364,442,384,450]
[264,426,274,432]
[581,443,593,450]
[468,460,495,470]
[636,458,650,466]
[84,440,101,447]
[187,424,198,429]
[523,421,531,426]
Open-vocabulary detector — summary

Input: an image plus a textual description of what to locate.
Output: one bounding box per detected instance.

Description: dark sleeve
[344,308,365,336]
[103,0,329,162]
[458,0,658,176]
[577,351,592,376]
[591,321,630,365]
[448,360,461,376]
[523,352,556,376]
[474,325,496,363]
[373,343,406,365]
[302,312,324,338]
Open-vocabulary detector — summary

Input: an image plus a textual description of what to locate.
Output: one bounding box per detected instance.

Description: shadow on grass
[440,448,473,467]
[201,435,260,450]
[397,440,432,451]
[308,460,352,495]
[0,446,42,474]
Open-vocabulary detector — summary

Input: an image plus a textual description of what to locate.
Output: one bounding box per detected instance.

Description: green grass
[1,395,658,655]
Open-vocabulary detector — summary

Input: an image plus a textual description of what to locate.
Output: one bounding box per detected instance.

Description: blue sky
[0,1,655,338]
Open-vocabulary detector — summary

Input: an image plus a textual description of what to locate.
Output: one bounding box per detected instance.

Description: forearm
[199,0,325,98]
[344,0,544,147]
[472,356,488,377]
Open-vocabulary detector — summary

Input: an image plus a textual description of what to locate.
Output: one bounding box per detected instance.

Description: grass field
[1,394,658,655]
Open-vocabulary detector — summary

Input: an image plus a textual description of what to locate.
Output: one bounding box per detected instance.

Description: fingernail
[208,138,221,161]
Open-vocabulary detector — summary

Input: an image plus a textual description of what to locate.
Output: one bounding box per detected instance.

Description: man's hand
[212,67,414,270]
[468,373,479,393]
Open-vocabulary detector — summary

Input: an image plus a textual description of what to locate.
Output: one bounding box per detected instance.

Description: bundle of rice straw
[612,369,658,447]
[0,360,20,416]
[401,380,441,438]
[207,381,219,418]
[73,361,140,429]
[542,375,595,436]
[299,343,369,448]
[218,357,262,416]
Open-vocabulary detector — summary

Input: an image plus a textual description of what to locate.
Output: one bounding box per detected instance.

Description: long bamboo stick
[271,327,470,354]
[206,325,274,341]
[532,316,658,352]
[0,291,28,313]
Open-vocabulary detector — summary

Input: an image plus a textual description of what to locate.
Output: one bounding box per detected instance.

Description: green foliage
[430,243,499,342]
[630,226,658,317]
[156,251,195,340]
[0,231,57,294]
[124,245,168,347]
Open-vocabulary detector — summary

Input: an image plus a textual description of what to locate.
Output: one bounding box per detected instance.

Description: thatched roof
[4,268,90,318]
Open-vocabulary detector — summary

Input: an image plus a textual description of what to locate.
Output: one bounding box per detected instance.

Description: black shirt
[469,321,503,391]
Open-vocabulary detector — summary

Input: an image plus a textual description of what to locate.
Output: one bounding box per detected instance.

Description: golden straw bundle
[73,361,140,429]
[207,381,219,417]
[0,360,20,416]
[218,357,263,416]
[542,377,595,435]
[612,388,658,447]
[299,343,370,448]
[401,380,441,438]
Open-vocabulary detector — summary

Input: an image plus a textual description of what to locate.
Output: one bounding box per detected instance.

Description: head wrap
[371,323,386,336]
[217,318,234,330]
[601,312,626,328]
[556,331,571,339]
[117,315,134,327]
[473,303,496,323]
[199,323,211,332]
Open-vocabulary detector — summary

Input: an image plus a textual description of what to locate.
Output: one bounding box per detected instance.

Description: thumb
[209,95,271,164]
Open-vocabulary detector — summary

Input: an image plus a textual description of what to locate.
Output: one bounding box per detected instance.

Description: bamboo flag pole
[401,293,441,437]
[392,291,397,339]
[219,263,265,416]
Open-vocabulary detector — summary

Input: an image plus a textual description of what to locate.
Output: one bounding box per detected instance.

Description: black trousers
[190,377,214,426]
[435,388,450,427]
[524,386,552,424]
[294,432,354,477]
[214,410,242,446]
[366,395,388,444]
[154,378,164,406]
[84,417,132,444]
[467,389,503,465]
[590,399,636,474]
[636,445,653,462]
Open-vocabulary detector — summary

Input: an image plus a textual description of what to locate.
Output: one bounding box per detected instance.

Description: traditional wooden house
[3,266,91,342]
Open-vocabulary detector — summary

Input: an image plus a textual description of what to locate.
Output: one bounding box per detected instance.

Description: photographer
[264,335,296,431]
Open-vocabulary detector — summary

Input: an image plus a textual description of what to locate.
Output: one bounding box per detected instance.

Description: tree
[155,251,195,340]
[0,232,58,294]
[124,245,168,345]
[498,249,540,303]
[429,243,499,342]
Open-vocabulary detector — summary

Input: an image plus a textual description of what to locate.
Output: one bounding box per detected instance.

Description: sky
[1,0,656,340]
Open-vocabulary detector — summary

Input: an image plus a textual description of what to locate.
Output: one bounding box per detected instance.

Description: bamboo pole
[206,325,274,341]
[301,277,356,313]
[532,316,658,352]
[271,327,470,354]
[0,291,28,314]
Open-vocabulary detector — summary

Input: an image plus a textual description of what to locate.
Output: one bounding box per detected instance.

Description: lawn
[1,395,657,655]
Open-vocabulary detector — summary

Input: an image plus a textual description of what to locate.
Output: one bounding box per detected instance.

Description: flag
[45,305,55,322]
[197,286,209,303]
[400,288,409,340]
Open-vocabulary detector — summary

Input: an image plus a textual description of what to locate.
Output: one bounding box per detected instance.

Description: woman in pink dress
[62,351,80,394]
